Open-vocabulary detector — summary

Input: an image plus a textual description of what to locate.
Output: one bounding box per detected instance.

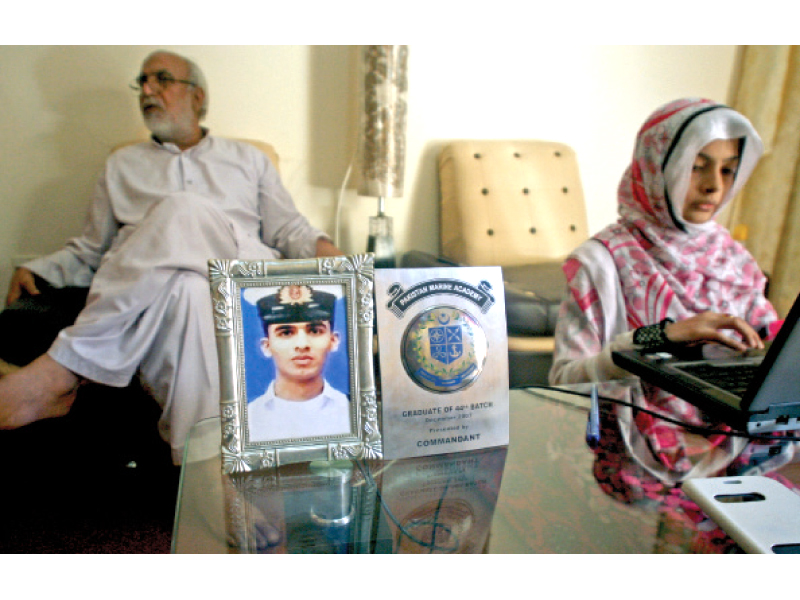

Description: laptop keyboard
[675,362,761,396]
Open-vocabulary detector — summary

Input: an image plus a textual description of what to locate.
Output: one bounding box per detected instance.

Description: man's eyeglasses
[130,70,197,93]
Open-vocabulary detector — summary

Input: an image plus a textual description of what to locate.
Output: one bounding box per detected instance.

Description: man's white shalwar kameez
[24,134,328,462]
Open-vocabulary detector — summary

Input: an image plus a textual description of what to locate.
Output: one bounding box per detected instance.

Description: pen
[585,384,600,449]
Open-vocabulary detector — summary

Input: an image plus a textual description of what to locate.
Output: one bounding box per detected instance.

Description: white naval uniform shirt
[247,380,351,442]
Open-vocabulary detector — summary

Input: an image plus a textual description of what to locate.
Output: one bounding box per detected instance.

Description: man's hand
[315,237,343,257]
[664,311,764,353]
[6,267,39,306]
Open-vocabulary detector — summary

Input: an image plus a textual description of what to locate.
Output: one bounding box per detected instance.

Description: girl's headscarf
[597,97,774,332]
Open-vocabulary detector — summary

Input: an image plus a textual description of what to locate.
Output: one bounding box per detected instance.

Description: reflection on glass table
[172,382,800,553]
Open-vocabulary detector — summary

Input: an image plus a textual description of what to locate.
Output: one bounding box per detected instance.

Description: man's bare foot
[0,354,80,428]
[0,358,20,378]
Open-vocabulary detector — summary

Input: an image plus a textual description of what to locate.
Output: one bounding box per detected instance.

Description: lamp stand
[367,197,395,268]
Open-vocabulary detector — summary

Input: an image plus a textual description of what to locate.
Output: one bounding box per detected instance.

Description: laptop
[612,292,800,435]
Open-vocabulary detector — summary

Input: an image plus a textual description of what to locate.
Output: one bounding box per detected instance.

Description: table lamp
[358,45,408,268]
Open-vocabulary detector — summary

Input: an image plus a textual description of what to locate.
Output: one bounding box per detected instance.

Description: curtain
[721,45,800,318]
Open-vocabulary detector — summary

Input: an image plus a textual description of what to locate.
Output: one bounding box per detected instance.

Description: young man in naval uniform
[247,285,350,442]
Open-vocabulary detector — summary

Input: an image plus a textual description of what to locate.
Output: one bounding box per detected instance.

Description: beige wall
[0,45,737,293]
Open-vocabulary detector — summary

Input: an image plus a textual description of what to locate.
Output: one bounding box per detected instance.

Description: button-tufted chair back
[438,140,588,268]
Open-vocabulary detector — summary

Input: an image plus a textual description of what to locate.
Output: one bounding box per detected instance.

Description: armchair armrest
[400,250,460,269]
[0,276,88,366]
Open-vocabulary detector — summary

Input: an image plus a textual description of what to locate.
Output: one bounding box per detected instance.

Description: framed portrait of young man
[208,255,380,473]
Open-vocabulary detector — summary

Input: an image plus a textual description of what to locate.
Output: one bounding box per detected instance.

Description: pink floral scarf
[588,99,777,476]
[599,98,774,331]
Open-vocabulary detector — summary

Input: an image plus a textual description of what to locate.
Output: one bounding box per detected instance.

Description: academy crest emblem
[428,315,463,365]
[401,306,487,394]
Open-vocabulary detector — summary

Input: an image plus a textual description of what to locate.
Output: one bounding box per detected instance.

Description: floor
[0,382,178,553]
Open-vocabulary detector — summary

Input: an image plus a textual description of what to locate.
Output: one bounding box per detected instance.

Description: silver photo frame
[208,254,381,473]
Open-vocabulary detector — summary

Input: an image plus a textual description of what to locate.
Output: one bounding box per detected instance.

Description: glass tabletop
[171,381,800,553]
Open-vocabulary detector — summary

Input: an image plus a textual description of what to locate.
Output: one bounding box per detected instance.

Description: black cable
[521,385,800,444]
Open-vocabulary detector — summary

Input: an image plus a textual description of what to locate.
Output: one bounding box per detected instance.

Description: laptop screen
[747,294,800,414]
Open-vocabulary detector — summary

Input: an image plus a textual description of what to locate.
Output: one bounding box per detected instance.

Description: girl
[550,98,778,478]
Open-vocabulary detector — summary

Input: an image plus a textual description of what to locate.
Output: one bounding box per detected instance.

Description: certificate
[375,267,509,459]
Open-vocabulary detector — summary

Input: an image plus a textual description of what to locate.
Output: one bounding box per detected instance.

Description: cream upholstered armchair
[402,140,589,387]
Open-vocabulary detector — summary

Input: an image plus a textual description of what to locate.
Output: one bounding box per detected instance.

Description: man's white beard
[143,110,196,143]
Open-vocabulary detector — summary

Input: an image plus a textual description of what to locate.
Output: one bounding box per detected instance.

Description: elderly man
[0,50,341,463]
